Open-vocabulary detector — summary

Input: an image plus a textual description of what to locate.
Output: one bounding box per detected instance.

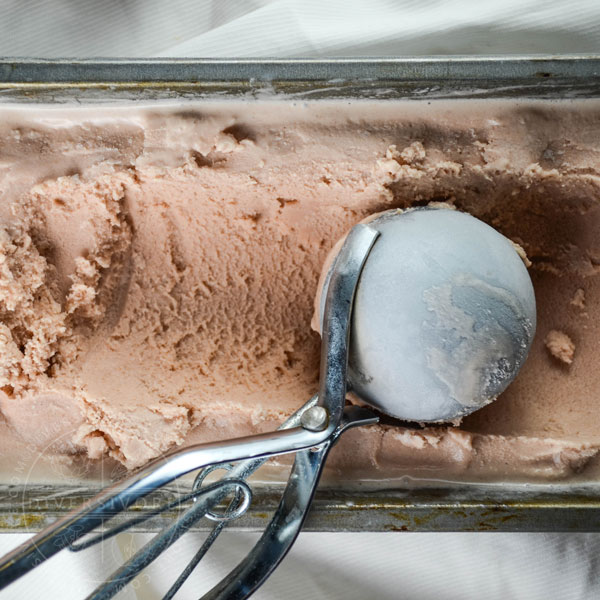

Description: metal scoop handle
[202,404,378,600]
[0,417,331,588]
[84,402,378,600]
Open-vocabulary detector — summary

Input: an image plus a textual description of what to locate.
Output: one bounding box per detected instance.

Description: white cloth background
[1,532,600,600]
[1,0,600,57]
[1,1,599,599]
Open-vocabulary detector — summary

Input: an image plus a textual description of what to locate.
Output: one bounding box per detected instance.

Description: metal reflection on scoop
[317,207,537,422]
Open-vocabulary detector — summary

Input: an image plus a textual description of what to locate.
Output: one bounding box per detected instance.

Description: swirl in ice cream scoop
[314,206,536,423]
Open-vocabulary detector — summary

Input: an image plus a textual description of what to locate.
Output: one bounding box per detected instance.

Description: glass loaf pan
[0,56,600,533]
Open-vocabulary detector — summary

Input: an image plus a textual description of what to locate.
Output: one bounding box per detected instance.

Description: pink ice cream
[0,99,599,483]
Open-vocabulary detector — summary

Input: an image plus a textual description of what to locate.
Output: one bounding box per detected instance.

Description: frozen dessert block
[0,99,599,482]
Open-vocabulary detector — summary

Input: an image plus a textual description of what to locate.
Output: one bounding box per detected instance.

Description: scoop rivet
[300,406,329,431]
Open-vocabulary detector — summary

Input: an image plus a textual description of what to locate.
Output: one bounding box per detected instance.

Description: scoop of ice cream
[315,207,537,422]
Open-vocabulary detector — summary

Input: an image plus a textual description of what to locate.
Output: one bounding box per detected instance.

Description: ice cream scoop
[0,208,536,599]
[315,207,536,422]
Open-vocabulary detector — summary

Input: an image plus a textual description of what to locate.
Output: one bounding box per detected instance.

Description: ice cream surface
[0,98,599,483]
